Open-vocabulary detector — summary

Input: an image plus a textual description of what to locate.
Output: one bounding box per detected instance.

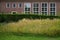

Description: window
[11,11,17,14]
[24,3,31,14]
[34,3,38,7]
[12,3,16,8]
[6,3,10,8]
[33,3,39,14]
[18,3,22,8]
[41,2,48,15]
[50,3,56,16]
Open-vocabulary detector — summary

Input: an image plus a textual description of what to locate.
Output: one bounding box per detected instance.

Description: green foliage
[0,14,60,22]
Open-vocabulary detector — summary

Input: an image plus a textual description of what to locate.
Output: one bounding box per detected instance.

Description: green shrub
[0,14,60,22]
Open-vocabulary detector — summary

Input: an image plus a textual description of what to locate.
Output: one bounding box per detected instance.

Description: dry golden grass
[0,19,60,36]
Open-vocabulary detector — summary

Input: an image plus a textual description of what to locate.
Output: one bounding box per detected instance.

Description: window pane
[25,8,27,11]
[50,3,55,7]
[50,8,52,11]
[50,8,55,11]
[12,3,16,8]
[42,12,47,15]
[6,3,10,8]
[34,8,38,11]
[42,12,45,15]
[42,3,47,7]
[42,3,44,7]
[13,4,15,7]
[7,4,9,7]
[25,8,30,11]
[50,12,55,16]
[18,3,21,8]
[45,12,47,14]
[45,8,47,11]
[45,3,47,7]
[42,8,44,11]
[34,3,38,7]
[27,12,30,13]
[52,8,55,11]
[28,8,30,11]
[50,4,52,7]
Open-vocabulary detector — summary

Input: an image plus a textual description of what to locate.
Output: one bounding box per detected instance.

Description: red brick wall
[0,2,60,16]
[56,2,60,16]
[1,2,24,14]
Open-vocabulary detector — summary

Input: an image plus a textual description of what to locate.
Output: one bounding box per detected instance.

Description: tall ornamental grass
[0,19,60,36]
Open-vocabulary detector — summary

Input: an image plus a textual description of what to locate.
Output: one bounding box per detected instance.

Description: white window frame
[24,3,31,14]
[41,2,48,15]
[32,2,39,14]
[6,3,10,8]
[18,3,22,8]
[49,2,56,16]
[12,3,16,8]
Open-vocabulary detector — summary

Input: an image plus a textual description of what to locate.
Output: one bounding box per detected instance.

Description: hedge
[0,14,60,22]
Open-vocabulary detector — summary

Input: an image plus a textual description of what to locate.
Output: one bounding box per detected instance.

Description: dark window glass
[7,4,9,7]
[25,8,27,11]
[45,12,47,14]
[50,4,52,7]
[42,12,45,15]
[42,3,47,7]
[42,12,47,15]
[19,3,21,7]
[34,8,38,11]
[13,4,16,8]
[6,3,10,8]
[50,8,55,11]
[45,3,47,7]
[50,3,55,7]
[50,8,52,11]
[42,3,44,7]
[28,8,30,11]
[42,8,44,11]
[25,8,30,11]
[34,3,38,7]
[50,12,55,16]
[45,8,47,11]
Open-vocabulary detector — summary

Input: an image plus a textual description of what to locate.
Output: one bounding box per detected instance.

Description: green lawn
[0,32,60,40]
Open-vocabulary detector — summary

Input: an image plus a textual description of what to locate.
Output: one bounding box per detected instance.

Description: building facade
[0,0,60,16]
